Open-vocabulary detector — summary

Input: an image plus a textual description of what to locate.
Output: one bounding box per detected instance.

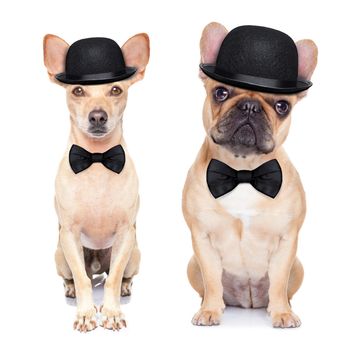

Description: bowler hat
[200,25,312,94]
[56,37,136,85]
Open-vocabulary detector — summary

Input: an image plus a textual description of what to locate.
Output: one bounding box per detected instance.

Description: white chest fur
[217,184,262,226]
[217,183,279,282]
[216,182,292,240]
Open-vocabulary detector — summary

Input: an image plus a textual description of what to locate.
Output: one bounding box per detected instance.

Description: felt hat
[200,25,312,94]
[55,37,136,85]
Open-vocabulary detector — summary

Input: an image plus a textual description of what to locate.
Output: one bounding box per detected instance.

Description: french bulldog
[182,23,317,328]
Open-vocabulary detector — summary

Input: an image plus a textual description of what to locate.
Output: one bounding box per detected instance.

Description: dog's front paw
[271,311,301,328]
[192,307,222,326]
[73,306,97,332]
[100,306,127,331]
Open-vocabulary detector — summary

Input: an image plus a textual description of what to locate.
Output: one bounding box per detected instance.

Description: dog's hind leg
[121,244,140,297]
[187,255,205,298]
[287,257,304,302]
[55,242,76,298]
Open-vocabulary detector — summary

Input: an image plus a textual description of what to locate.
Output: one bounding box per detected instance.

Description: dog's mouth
[232,123,256,147]
[211,122,258,147]
[211,115,275,156]
[88,127,108,137]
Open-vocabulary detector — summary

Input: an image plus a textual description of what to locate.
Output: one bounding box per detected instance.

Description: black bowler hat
[200,25,312,94]
[55,37,137,85]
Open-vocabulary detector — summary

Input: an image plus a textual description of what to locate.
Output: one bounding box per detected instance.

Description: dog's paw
[64,283,76,298]
[100,306,127,331]
[73,306,97,332]
[271,311,301,328]
[121,278,133,297]
[192,308,222,326]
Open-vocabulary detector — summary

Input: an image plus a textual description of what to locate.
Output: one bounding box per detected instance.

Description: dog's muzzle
[211,98,274,155]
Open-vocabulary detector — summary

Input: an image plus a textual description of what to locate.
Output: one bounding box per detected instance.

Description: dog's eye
[275,100,290,116]
[110,86,122,96]
[214,87,229,102]
[72,86,84,97]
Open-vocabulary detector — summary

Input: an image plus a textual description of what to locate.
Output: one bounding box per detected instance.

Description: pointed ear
[121,33,150,84]
[43,34,69,83]
[296,39,318,81]
[199,22,228,80]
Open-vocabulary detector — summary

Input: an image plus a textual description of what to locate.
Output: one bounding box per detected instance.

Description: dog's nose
[88,109,108,126]
[237,99,262,114]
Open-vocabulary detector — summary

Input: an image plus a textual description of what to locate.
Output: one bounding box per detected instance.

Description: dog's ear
[296,39,318,98]
[122,33,150,84]
[43,34,69,83]
[296,39,318,81]
[199,22,228,80]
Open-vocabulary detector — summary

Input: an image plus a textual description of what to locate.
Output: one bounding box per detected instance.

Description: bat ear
[295,39,318,98]
[121,33,150,84]
[199,22,228,80]
[43,34,69,83]
[296,39,318,81]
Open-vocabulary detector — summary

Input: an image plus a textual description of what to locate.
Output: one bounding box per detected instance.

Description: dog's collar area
[69,144,125,174]
[206,158,282,198]
[91,153,103,163]
[236,170,252,183]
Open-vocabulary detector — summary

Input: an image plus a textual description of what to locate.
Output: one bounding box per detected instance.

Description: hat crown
[65,37,126,76]
[216,25,298,82]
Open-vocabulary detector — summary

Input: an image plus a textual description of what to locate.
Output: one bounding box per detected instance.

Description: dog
[182,23,317,328]
[43,33,150,331]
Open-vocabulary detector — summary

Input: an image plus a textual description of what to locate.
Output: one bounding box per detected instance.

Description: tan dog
[183,23,317,328]
[43,33,149,331]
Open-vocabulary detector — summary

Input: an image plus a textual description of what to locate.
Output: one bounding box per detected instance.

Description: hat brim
[200,64,312,94]
[55,67,137,85]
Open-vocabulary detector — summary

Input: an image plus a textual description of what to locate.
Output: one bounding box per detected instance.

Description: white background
[1,0,349,348]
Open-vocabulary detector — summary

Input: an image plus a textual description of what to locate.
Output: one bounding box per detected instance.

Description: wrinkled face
[65,81,130,138]
[198,22,318,158]
[203,80,298,157]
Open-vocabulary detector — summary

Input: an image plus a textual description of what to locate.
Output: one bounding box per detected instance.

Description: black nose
[237,99,262,115]
[88,109,108,127]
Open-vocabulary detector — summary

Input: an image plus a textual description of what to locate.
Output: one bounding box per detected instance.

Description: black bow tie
[69,144,125,174]
[207,159,282,199]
